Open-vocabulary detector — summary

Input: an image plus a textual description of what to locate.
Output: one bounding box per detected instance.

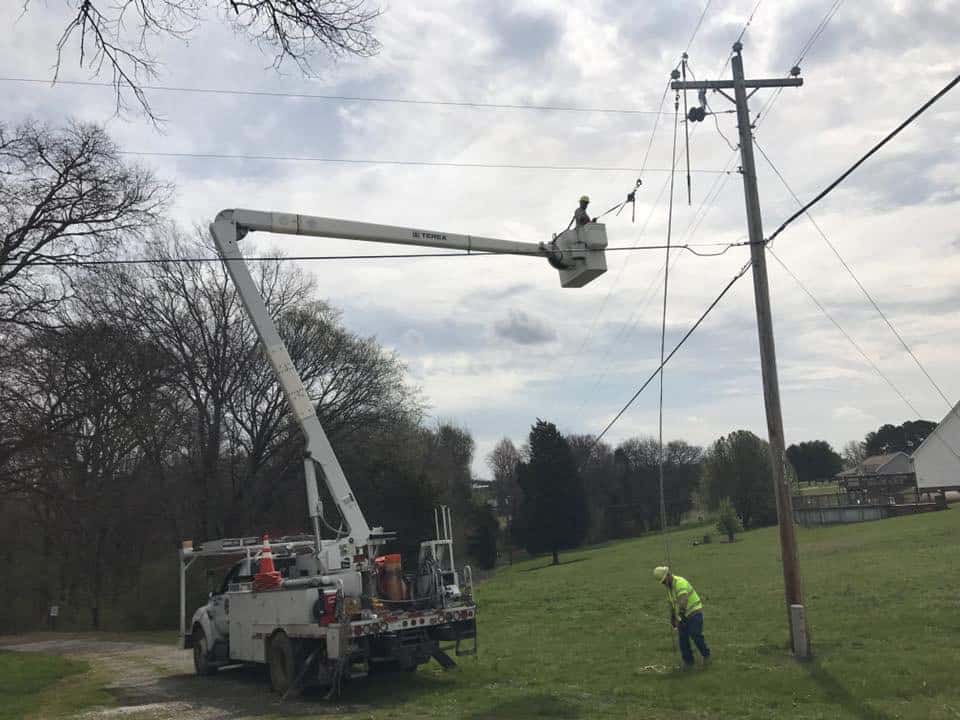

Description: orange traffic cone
[254,534,282,591]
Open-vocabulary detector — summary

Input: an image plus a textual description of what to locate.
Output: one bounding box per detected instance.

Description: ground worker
[567,195,593,230]
[653,566,711,669]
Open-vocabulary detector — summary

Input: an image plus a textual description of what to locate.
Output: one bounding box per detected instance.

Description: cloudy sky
[5,0,960,476]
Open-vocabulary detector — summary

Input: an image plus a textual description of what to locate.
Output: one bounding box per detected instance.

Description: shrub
[716,497,743,542]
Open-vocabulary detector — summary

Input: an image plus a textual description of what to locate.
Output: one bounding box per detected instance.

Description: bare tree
[0,320,178,627]
[841,439,866,470]
[0,120,169,328]
[486,437,520,519]
[77,227,420,536]
[32,0,382,120]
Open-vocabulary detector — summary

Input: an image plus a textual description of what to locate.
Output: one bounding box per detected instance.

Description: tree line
[489,415,940,565]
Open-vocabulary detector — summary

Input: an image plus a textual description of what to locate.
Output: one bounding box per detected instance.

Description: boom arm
[210,209,607,549]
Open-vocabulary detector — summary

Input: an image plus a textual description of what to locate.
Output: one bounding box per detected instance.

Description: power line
[767,248,960,462]
[765,69,960,246]
[0,77,667,116]
[685,0,714,53]
[794,0,845,66]
[4,241,749,268]
[115,150,733,174]
[755,0,846,129]
[766,248,924,417]
[591,261,752,446]
[736,0,765,44]
[754,138,954,411]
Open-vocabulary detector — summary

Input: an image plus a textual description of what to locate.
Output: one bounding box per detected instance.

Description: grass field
[0,651,109,720]
[336,509,960,720]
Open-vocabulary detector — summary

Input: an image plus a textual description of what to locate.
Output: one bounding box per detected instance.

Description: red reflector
[353,626,361,636]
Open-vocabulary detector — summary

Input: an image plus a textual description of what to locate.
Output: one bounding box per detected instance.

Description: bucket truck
[178,210,608,696]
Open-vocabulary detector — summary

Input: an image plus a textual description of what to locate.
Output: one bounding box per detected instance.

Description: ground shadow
[468,692,581,719]
[521,557,590,573]
[805,661,892,720]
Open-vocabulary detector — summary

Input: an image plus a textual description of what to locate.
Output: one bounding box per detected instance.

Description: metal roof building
[835,452,915,496]
[912,401,960,492]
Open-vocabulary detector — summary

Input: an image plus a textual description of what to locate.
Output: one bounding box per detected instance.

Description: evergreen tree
[516,419,588,565]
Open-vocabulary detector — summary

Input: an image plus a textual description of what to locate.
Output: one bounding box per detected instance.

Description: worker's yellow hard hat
[580,195,590,203]
[653,566,670,583]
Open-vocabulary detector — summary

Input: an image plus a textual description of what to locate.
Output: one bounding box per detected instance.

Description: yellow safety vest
[667,575,703,615]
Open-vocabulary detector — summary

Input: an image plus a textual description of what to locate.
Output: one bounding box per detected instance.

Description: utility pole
[672,42,810,658]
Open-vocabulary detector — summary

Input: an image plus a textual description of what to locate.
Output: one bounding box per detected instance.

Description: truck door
[211,560,255,639]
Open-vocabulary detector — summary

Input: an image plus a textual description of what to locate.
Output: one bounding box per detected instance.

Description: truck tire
[192,627,217,676]
[268,631,297,695]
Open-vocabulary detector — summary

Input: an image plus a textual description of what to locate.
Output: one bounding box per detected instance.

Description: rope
[657,94,681,567]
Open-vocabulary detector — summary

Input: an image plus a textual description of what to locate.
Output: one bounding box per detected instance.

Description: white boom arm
[210,209,607,549]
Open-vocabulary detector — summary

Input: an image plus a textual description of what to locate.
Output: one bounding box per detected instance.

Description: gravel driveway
[7,637,368,719]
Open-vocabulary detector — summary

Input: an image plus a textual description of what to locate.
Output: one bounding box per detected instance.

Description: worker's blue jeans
[678,613,710,665]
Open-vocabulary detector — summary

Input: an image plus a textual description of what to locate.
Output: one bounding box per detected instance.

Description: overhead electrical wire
[736,0,766,44]
[4,241,749,268]
[765,69,960,246]
[554,0,731,382]
[755,0,846,129]
[585,0,869,447]
[766,248,925,417]
[115,150,733,174]
[565,0,768,420]
[684,0,714,53]
[794,0,846,66]
[591,261,752,447]
[754,138,955,411]
[0,77,667,116]
[767,249,960,462]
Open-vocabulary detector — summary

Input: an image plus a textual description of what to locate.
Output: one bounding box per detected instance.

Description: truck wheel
[268,631,297,695]
[192,627,217,676]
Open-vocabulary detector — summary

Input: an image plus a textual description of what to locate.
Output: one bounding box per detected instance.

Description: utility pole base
[790,604,811,658]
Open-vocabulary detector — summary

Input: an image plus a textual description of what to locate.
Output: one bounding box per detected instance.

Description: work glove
[670,613,677,628]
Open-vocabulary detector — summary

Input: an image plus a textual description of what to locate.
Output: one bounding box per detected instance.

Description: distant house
[835,452,915,496]
[912,401,960,493]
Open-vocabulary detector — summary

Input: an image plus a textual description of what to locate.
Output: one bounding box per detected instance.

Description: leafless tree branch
[30,0,381,119]
[0,119,171,328]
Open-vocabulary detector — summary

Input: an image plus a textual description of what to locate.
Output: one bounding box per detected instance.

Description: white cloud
[4,0,958,476]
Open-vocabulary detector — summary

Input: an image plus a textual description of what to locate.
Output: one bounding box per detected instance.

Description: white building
[912,401,960,492]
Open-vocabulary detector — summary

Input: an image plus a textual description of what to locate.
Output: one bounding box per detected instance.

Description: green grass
[321,510,960,719]
[0,651,109,720]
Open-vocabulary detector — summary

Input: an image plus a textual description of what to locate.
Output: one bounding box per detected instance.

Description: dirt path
[7,637,368,720]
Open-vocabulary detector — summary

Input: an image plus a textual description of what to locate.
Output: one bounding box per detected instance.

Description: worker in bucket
[567,195,593,230]
[654,566,711,669]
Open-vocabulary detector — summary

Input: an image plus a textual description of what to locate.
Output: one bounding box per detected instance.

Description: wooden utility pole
[672,42,810,658]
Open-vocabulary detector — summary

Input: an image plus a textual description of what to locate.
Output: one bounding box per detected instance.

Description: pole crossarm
[671,78,803,91]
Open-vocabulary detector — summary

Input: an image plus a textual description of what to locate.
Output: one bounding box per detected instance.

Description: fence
[792,488,946,526]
